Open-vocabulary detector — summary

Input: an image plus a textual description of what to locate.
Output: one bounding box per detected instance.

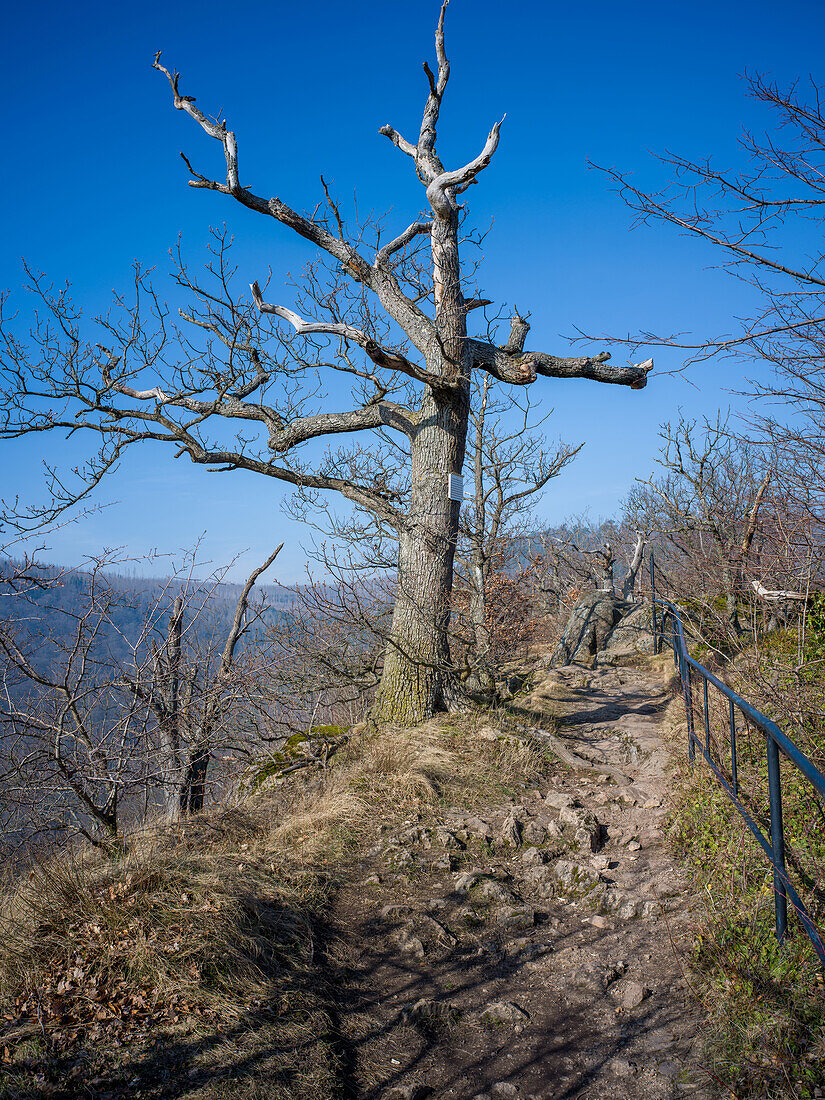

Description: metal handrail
[649,553,825,966]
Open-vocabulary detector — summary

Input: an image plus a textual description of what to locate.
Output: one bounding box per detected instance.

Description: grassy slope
[0,715,549,1100]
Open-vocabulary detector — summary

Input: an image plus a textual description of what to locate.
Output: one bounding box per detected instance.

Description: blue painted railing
[650,554,825,966]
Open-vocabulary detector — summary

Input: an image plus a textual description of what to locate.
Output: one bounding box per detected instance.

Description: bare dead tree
[620,529,648,600]
[518,514,647,667]
[0,5,653,726]
[625,414,773,646]
[532,519,622,599]
[120,545,281,821]
[0,558,147,851]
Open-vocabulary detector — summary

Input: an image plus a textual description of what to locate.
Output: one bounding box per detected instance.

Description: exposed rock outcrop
[549,591,630,666]
[548,592,655,668]
[600,600,656,661]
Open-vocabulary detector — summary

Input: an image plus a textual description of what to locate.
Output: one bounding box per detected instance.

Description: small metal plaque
[448,473,464,502]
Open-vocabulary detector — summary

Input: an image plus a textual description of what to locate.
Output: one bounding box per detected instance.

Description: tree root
[516,723,633,788]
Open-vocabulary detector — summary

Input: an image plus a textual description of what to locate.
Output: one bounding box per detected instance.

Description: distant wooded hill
[0,559,297,673]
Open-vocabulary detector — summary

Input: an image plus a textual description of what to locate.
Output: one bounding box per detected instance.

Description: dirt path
[333,662,717,1100]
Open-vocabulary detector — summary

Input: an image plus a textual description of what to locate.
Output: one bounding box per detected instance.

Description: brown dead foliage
[0,803,330,1090]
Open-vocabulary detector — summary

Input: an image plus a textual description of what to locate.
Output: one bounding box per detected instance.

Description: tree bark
[621,533,647,600]
[158,597,184,823]
[180,743,210,816]
[373,209,469,722]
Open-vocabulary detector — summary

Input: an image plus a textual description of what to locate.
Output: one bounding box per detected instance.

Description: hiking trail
[332,660,716,1100]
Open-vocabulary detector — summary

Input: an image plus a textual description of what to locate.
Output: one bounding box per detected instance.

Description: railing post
[703,678,711,755]
[766,733,788,944]
[685,661,696,766]
[661,592,825,964]
[649,553,660,654]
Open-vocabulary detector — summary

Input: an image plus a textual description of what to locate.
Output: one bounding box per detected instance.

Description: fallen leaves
[4,880,217,1055]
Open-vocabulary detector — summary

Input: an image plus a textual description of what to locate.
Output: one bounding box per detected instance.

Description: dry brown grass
[352,723,461,801]
[0,802,340,1099]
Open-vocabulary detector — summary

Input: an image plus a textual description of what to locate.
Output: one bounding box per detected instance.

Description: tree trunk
[158,598,184,822]
[465,374,495,695]
[466,556,495,695]
[372,210,469,724]
[621,533,647,600]
[180,743,210,816]
[725,587,743,636]
[372,389,467,722]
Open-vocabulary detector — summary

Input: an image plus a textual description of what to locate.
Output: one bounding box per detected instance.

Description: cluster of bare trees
[592,70,825,654]
[5,2,825,864]
[624,415,821,654]
[0,548,282,854]
[10,391,813,863]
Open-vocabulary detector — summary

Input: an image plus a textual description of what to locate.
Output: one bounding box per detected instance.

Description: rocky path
[333,662,717,1100]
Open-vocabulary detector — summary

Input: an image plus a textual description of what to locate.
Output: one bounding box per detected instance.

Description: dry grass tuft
[352,723,460,804]
[0,802,339,1098]
[271,786,368,861]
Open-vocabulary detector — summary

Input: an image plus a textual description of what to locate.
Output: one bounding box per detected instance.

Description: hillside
[0,559,297,671]
[0,647,723,1100]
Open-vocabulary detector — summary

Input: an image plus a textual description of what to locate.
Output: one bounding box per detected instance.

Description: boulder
[476,725,503,741]
[435,827,463,849]
[558,805,603,851]
[478,879,517,904]
[453,870,483,895]
[553,859,602,896]
[601,600,655,660]
[521,846,547,865]
[465,816,494,842]
[499,814,523,848]
[478,1001,531,1025]
[523,820,548,845]
[544,790,575,810]
[550,591,630,666]
[494,905,536,930]
[608,979,648,1010]
[394,927,426,958]
[385,1086,434,1100]
[430,853,456,872]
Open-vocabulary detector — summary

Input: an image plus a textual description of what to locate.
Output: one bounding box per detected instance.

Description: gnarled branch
[468,313,653,388]
[375,219,433,268]
[250,282,454,390]
[426,118,505,218]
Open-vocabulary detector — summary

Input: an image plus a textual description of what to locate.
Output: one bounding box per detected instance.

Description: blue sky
[2,0,823,581]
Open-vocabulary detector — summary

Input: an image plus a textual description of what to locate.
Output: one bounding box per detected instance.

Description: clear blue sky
[2,0,822,581]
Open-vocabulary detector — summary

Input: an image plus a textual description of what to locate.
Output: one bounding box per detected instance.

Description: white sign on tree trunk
[448,473,464,502]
